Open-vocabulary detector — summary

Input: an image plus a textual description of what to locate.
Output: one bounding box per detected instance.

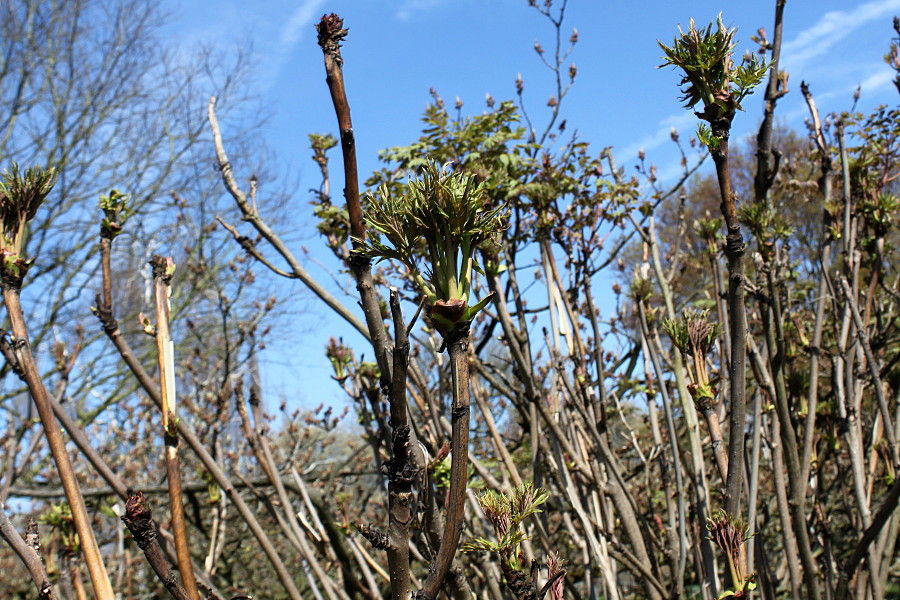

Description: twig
[838,276,899,465]
[0,508,54,599]
[150,255,199,600]
[314,14,393,387]
[120,492,192,600]
[207,97,370,341]
[835,476,900,599]
[1,288,115,600]
[94,236,302,600]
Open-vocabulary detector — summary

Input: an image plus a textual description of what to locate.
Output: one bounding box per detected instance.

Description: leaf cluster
[658,16,768,123]
[359,162,508,333]
[463,483,549,571]
[0,163,56,283]
[738,201,794,249]
[98,189,131,240]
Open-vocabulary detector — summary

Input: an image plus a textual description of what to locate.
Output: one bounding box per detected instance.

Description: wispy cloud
[858,68,896,92]
[620,111,696,163]
[781,0,900,68]
[254,0,326,90]
[773,60,895,125]
[396,0,449,21]
[281,0,326,46]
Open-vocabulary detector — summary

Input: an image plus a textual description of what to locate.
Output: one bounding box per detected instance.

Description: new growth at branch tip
[0,164,56,288]
[658,15,769,147]
[358,162,508,337]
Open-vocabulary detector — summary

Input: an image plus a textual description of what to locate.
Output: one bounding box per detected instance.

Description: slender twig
[838,276,899,465]
[799,80,833,493]
[636,300,687,595]
[120,492,192,600]
[207,97,370,341]
[94,239,303,600]
[835,476,900,599]
[2,288,115,600]
[246,385,347,600]
[0,508,54,599]
[150,256,200,600]
[642,215,719,594]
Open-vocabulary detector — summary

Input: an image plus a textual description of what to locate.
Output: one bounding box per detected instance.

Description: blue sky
[161,0,900,406]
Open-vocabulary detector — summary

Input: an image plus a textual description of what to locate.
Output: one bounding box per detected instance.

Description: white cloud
[619,111,696,163]
[773,61,895,125]
[781,0,900,68]
[858,68,895,92]
[281,0,326,46]
[251,0,325,91]
[396,0,449,21]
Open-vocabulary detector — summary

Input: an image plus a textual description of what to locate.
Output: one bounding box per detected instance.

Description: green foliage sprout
[694,216,723,251]
[707,509,756,598]
[99,189,131,240]
[659,15,769,150]
[359,161,508,335]
[463,483,549,571]
[40,503,80,554]
[658,16,769,116]
[663,309,722,403]
[0,163,56,284]
[738,201,794,251]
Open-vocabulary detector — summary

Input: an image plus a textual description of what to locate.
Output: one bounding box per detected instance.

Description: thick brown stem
[2,287,114,600]
[420,323,471,599]
[100,237,113,313]
[383,289,415,600]
[708,129,748,520]
[316,13,393,386]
